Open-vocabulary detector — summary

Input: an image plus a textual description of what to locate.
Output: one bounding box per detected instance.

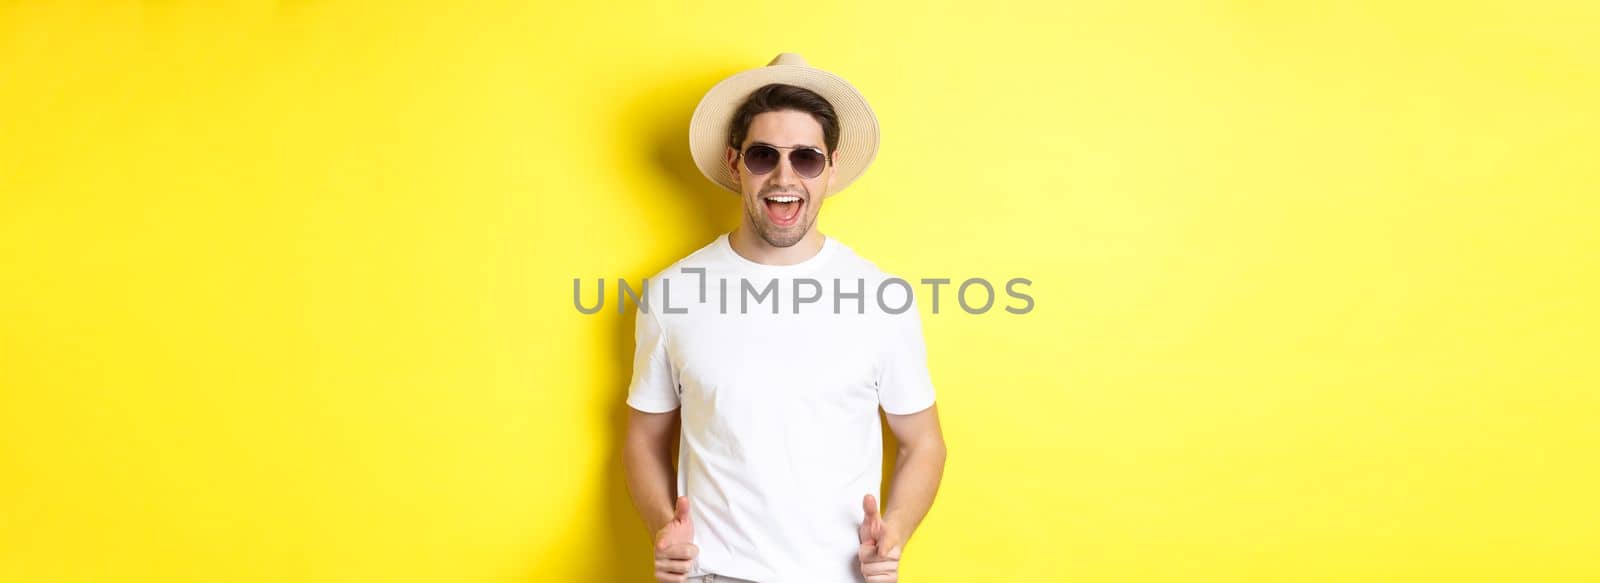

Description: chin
[758,225,807,248]
[760,234,802,248]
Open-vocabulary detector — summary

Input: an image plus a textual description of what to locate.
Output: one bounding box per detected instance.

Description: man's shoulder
[626,236,728,313]
[824,238,905,282]
[643,236,726,280]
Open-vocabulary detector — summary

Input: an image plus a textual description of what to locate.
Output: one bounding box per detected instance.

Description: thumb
[674,495,692,526]
[859,494,883,544]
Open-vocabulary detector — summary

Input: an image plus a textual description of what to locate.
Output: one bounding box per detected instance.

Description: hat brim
[688,64,879,197]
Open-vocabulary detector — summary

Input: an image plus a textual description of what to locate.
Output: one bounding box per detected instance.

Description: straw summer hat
[688,52,880,198]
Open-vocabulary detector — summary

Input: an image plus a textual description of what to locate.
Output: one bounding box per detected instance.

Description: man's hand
[654,495,697,583]
[858,493,903,582]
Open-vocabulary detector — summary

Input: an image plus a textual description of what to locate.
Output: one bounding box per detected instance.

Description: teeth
[765,195,801,203]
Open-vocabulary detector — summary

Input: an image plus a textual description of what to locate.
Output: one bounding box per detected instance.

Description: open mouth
[762,193,805,226]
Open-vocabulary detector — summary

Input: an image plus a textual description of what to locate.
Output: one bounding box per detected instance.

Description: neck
[728,223,826,266]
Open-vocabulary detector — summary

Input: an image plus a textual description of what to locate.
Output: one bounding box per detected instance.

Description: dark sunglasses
[737,144,831,179]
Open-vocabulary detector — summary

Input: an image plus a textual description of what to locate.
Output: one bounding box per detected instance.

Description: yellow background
[2,1,1597,581]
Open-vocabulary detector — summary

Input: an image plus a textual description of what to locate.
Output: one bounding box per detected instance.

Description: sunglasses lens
[744,145,779,174]
[792,149,825,178]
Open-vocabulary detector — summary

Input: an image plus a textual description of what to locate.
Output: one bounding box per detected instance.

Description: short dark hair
[726,84,840,160]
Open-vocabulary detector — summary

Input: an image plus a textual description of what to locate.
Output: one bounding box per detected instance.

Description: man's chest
[665,314,884,413]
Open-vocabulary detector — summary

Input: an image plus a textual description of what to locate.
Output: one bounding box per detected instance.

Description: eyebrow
[751,141,822,150]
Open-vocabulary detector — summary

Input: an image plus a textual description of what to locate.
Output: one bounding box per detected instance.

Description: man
[623,53,946,583]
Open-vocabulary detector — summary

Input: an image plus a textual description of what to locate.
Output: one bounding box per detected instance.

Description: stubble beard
[743,195,812,248]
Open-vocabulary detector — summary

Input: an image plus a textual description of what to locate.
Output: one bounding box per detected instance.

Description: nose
[769,152,803,188]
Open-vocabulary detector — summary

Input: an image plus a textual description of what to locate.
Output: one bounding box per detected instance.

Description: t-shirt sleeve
[875,295,938,415]
[626,297,680,413]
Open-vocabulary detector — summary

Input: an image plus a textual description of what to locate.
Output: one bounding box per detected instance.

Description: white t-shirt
[626,232,937,583]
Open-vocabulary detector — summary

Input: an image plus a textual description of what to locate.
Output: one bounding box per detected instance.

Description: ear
[826,153,837,193]
[725,146,740,182]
